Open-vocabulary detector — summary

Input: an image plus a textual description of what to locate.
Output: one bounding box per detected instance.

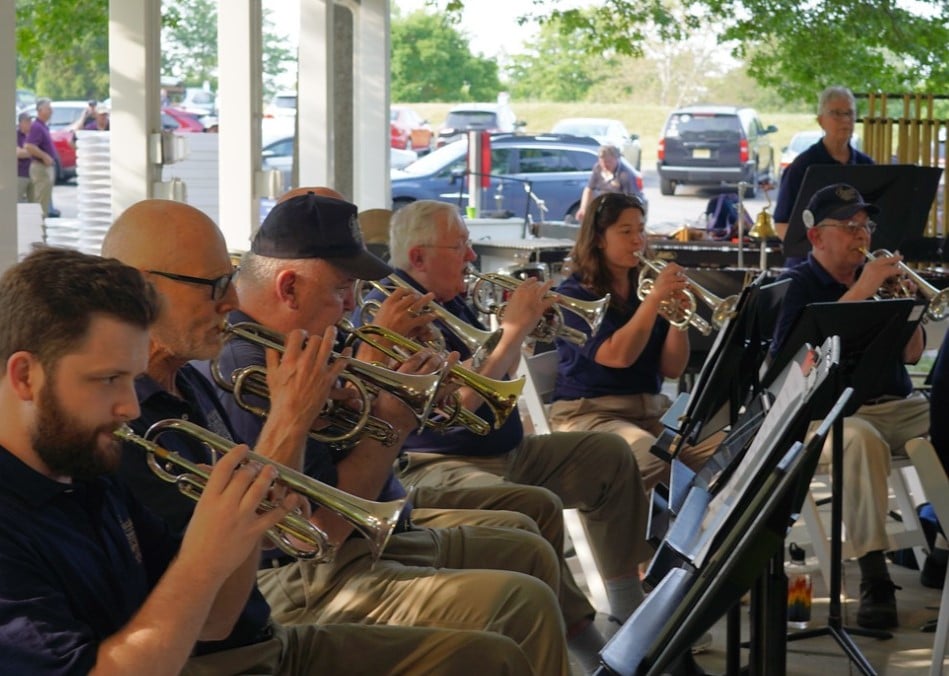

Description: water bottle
[786,542,813,630]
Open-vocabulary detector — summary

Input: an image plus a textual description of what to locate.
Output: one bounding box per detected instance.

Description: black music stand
[762,298,926,676]
[783,164,942,260]
[597,340,849,676]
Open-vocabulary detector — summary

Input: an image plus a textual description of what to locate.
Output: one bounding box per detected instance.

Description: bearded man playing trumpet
[103,199,566,674]
[771,183,929,630]
[358,199,653,630]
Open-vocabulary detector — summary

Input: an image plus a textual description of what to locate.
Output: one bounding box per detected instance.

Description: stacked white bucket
[71,130,112,254]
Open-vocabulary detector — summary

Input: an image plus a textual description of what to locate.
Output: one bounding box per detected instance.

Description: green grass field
[408,102,820,165]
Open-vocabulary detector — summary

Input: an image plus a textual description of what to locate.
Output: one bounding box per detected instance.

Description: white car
[265,91,297,119]
[551,117,642,171]
[780,130,862,178]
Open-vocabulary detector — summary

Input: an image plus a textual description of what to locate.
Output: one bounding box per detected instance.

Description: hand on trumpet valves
[497,277,555,338]
[180,443,313,575]
[371,347,458,429]
[647,262,690,305]
[367,287,438,341]
[855,250,904,300]
[264,325,349,454]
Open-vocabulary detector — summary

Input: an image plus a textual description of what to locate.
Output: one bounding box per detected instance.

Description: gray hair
[388,200,462,269]
[598,144,621,160]
[237,250,283,290]
[818,86,855,115]
[36,98,51,111]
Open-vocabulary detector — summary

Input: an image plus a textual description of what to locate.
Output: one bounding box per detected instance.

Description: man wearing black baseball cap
[197,191,573,675]
[771,183,929,629]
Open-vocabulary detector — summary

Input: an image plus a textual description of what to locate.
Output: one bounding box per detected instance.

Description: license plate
[692,148,711,159]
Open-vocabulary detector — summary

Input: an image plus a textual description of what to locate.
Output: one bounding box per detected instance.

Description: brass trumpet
[209,321,446,448]
[340,321,525,433]
[466,270,609,346]
[116,419,408,562]
[859,247,949,322]
[355,275,504,369]
[636,258,739,335]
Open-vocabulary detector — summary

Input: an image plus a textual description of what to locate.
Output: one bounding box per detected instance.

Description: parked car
[390,106,434,152]
[161,107,206,133]
[436,102,522,147]
[177,87,216,116]
[656,104,777,198]
[779,130,863,178]
[550,117,642,171]
[265,91,297,118]
[391,133,646,222]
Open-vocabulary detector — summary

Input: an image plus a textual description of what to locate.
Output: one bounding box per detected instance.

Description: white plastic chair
[517,350,609,614]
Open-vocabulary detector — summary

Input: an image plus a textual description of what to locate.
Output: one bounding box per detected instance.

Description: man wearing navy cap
[771,183,929,629]
[194,191,574,675]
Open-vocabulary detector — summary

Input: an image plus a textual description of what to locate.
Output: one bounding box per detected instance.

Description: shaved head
[277,186,345,204]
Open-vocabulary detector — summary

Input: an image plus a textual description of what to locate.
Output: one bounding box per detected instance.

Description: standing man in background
[23,98,58,218]
[15,112,32,202]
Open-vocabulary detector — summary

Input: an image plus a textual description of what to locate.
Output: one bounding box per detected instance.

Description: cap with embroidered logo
[252,192,392,280]
[803,183,879,228]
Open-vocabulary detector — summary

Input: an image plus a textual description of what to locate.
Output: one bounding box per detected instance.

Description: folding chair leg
[563,508,609,614]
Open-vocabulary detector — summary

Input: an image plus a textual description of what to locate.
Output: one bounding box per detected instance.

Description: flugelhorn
[355,275,503,369]
[859,247,949,322]
[636,258,739,335]
[209,321,446,447]
[116,419,409,562]
[466,269,609,345]
[340,321,524,433]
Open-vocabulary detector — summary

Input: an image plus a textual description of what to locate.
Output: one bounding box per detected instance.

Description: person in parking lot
[71,101,111,131]
[773,86,873,265]
[575,144,638,222]
[548,192,719,492]
[23,98,58,218]
[15,112,32,202]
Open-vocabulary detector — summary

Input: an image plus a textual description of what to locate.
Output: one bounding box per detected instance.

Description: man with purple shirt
[23,98,58,217]
[15,112,32,202]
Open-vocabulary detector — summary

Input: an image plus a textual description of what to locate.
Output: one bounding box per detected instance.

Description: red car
[161,107,206,133]
[390,106,434,152]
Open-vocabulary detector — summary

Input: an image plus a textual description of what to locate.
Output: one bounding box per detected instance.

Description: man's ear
[408,245,426,270]
[7,351,39,402]
[806,227,822,247]
[275,269,298,309]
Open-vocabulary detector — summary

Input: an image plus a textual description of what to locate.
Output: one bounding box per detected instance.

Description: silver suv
[657,105,777,198]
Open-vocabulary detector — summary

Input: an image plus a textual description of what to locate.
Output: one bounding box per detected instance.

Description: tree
[391,10,501,102]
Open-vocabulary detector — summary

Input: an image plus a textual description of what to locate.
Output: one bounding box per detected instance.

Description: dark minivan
[657,105,777,198]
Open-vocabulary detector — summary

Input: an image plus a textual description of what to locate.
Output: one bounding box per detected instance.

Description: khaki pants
[397,430,652,582]
[183,621,533,676]
[410,483,596,628]
[809,392,930,558]
[17,176,31,202]
[549,393,720,492]
[257,524,568,676]
[28,160,54,217]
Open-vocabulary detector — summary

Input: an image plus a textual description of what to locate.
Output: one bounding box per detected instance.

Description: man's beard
[32,377,121,481]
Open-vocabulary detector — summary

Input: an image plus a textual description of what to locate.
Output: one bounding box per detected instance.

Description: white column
[352,0,390,209]
[218,0,264,251]
[298,0,333,188]
[109,0,163,216]
[0,0,17,269]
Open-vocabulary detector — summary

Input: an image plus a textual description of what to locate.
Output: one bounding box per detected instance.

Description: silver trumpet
[209,321,446,449]
[355,275,504,369]
[636,258,739,335]
[860,247,949,322]
[339,321,525,434]
[466,269,609,346]
[115,419,409,562]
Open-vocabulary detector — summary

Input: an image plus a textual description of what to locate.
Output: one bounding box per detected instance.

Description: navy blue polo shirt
[770,254,912,400]
[192,309,407,505]
[119,364,272,655]
[356,270,524,457]
[929,330,949,472]
[0,446,178,673]
[551,273,669,401]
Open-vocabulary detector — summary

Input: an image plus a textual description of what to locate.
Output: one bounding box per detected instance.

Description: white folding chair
[517,350,609,613]
[904,437,949,676]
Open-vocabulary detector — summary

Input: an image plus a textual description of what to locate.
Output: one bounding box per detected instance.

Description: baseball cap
[802,183,879,228]
[252,192,393,280]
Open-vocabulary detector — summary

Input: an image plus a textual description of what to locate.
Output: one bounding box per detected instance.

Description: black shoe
[47,208,60,218]
[856,579,900,629]
[921,549,948,589]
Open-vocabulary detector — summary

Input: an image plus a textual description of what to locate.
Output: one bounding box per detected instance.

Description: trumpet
[115,419,408,562]
[636,258,739,335]
[466,269,609,346]
[355,275,503,369]
[340,321,524,434]
[209,321,445,448]
[859,247,949,322]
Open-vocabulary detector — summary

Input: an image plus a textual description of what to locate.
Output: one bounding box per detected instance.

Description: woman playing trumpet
[549,192,718,491]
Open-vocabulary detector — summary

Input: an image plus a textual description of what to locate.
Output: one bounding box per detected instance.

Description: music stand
[763,298,926,676]
[598,342,850,676]
[783,164,942,260]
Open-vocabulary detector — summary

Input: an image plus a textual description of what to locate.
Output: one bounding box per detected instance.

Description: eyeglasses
[594,192,646,229]
[825,109,856,120]
[819,220,876,235]
[421,239,473,254]
[147,268,239,300]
